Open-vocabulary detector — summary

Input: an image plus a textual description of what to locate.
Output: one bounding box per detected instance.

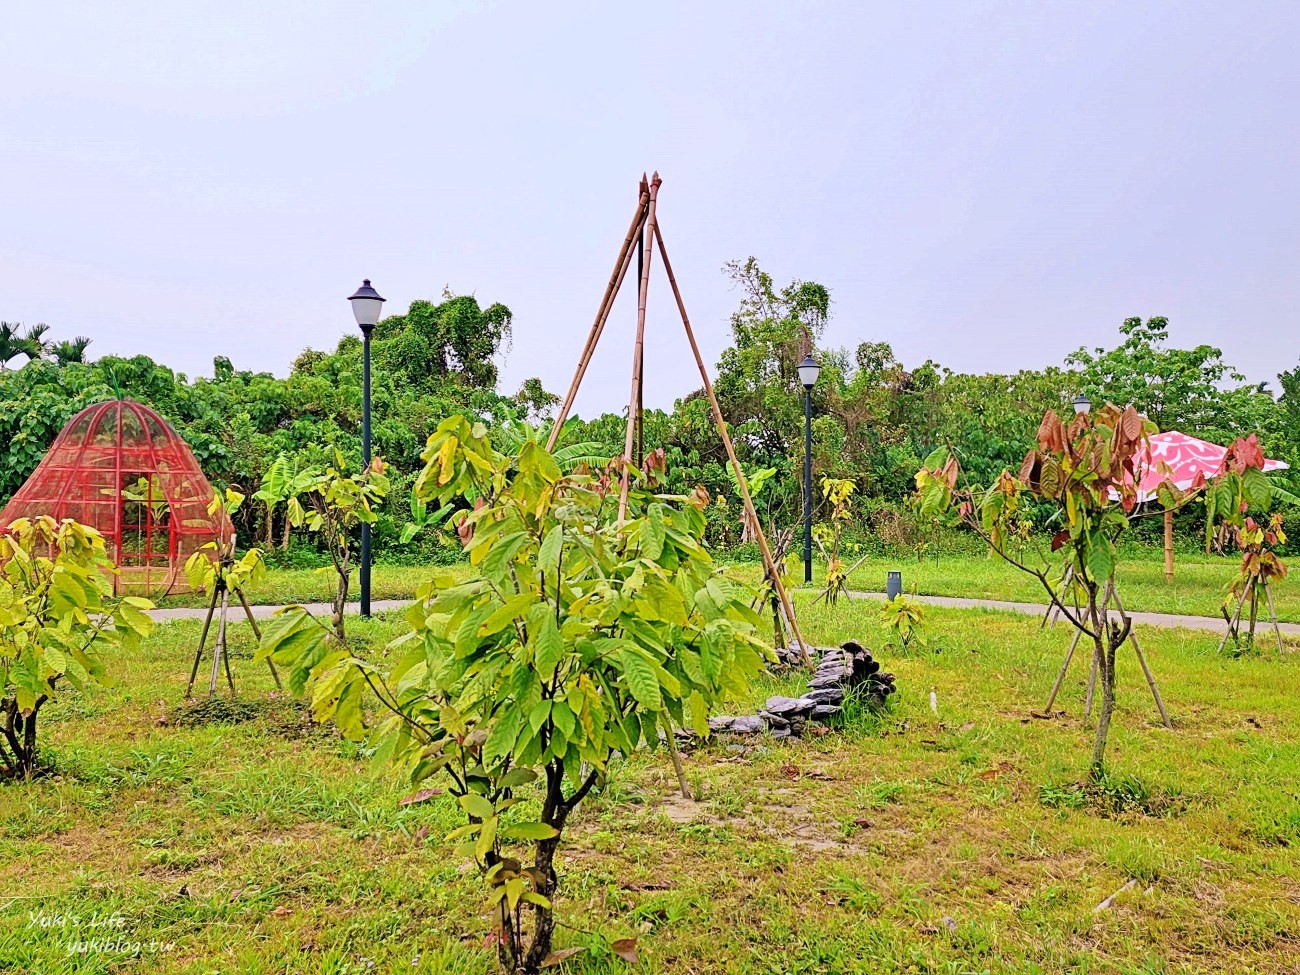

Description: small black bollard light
[886,570,902,601]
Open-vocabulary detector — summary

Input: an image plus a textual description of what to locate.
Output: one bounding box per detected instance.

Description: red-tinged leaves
[1036,410,1066,453]
[399,787,444,806]
[1051,530,1070,552]
[1019,449,1038,485]
[611,938,639,964]
[541,947,586,968]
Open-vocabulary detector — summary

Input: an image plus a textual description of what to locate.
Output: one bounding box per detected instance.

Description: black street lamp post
[348,278,385,618]
[797,354,821,584]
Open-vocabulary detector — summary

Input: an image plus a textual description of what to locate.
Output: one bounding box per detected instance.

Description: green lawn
[2,595,1297,972]
[840,548,1300,623]
[153,563,458,610]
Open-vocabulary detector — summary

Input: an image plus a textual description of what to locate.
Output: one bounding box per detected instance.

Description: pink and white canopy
[1131,431,1288,502]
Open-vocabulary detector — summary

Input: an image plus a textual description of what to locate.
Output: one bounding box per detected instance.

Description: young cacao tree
[916,404,1154,771]
[1206,435,1294,650]
[258,416,769,972]
[284,452,388,640]
[0,517,154,778]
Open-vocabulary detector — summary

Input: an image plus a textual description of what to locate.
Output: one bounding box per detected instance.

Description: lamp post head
[797,354,821,391]
[1073,393,1091,415]
[349,279,386,331]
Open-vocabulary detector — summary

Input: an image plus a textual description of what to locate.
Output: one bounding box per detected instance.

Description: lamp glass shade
[797,355,821,389]
[348,279,386,328]
[1073,393,1091,415]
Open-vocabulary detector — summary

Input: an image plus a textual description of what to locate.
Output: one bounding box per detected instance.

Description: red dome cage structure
[0,399,232,595]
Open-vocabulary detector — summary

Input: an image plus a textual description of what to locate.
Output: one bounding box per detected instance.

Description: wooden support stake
[1084,645,1099,719]
[1163,508,1175,582]
[238,590,283,690]
[652,220,813,669]
[1264,581,1285,659]
[618,174,660,523]
[208,589,230,699]
[547,185,650,451]
[1109,587,1172,729]
[663,718,693,801]
[1043,627,1083,713]
[186,585,220,698]
[1217,587,1249,654]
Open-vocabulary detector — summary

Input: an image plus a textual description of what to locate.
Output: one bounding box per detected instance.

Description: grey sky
[3,1,1297,416]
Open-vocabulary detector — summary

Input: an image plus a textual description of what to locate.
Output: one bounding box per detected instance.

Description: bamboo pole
[617,176,660,523]
[1263,581,1285,659]
[1163,509,1175,582]
[546,183,651,451]
[1109,586,1172,729]
[635,227,645,468]
[186,585,220,697]
[1217,587,1249,654]
[652,219,813,669]
[237,589,283,690]
[208,588,230,699]
[1043,627,1083,713]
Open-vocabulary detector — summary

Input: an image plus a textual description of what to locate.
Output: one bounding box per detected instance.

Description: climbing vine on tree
[257,416,769,972]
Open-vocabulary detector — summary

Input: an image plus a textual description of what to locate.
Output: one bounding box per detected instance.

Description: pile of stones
[705,640,896,740]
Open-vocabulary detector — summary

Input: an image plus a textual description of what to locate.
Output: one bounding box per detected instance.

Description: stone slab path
[147,591,1300,636]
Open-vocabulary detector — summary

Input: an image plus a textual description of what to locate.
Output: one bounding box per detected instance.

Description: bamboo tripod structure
[1217,577,1286,658]
[186,568,283,699]
[1042,579,1172,729]
[546,173,813,671]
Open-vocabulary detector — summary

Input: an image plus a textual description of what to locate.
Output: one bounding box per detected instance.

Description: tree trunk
[520,835,562,973]
[1091,634,1117,773]
[282,517,292,551]
[265,504,275,547]
[333,555,349,641]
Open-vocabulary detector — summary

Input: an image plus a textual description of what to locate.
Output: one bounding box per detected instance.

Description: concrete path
[845,590,1300,636]
[149,599,411,623]
[148,591,1299,637]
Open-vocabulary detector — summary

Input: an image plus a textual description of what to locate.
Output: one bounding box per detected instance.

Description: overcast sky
[3,1,1297,415]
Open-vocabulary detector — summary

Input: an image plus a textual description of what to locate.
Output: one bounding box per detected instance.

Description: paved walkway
[148,591,1299,636]
[149,599,411,623]
[845,590,1300,636]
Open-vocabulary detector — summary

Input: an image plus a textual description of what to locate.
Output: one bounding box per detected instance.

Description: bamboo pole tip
[651,171,662,187]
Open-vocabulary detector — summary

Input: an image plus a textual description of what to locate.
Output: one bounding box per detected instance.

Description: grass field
[154,545,1300,633]
[841,547,1300,623]
[2,594,1297,973]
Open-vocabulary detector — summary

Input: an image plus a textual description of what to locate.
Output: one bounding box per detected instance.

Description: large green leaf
[618,648,663,711]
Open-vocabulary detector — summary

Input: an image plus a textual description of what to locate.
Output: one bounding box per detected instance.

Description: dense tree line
[3,266,1296,560]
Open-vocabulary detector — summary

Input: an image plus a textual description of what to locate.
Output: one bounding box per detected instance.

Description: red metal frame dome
[0,399,232,595]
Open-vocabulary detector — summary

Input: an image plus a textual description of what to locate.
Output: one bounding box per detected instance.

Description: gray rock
[811,704,842,719]
[765,695,815,716]
[759,711,790,729]
[770,727,791,739]
[808,674,847,690]
[708,716,736,732]
[729,715,766,735]
[804,687,844,705]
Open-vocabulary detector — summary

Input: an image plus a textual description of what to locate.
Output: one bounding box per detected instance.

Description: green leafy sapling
[0,517,155,778]
[878,594,928,652]
[258,416,769,973]
[283,452,389,640]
